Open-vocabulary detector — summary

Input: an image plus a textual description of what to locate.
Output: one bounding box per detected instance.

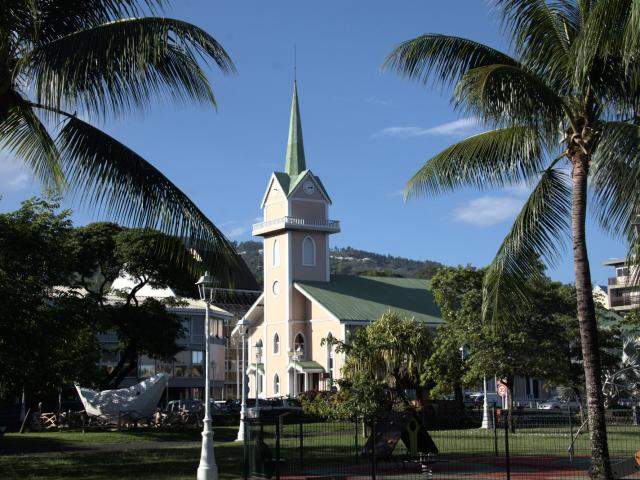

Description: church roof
[294,275,443,326]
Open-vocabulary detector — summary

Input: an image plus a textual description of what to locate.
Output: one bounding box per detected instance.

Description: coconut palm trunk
[384,2,640,478]
[571,150,612,478]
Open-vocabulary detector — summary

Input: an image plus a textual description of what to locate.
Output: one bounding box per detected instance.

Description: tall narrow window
[273,333,280,354]
[273,238,280,267]
[294,333,305,359]
[302,236,316,266]
[273,374,280,395]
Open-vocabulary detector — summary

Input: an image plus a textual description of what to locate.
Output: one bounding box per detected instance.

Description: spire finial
[294,45,297,82]
[285,81,306,176]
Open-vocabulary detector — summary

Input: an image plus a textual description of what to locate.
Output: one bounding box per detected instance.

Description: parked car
[538,397,581,410]
[247,397,303,418]
[471,393,502,407]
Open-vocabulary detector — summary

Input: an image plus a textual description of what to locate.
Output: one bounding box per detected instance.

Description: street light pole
[235,318,249,442]
[481,376,493,429]
[196,272,218,480]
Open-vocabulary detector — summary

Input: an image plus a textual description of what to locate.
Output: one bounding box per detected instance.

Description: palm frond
[454,64,568,134]
[382,34,519,90]
[0,100,64,189]
[7,0,167,43]
[590,121,640,242]
[54,114,240,282]
[483,167,571,323]
[573,0,633,85]
[26,16,235,118]
[495,0,574,83]
[405,126,546,199]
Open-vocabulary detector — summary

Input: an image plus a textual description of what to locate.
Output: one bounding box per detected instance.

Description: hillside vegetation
[232,241,443,287]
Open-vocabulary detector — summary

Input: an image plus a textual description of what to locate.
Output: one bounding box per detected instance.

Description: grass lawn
[1,424,639,479]
[1,428,243,480]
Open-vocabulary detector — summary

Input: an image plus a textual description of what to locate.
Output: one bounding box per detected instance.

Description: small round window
[272,280,280,296]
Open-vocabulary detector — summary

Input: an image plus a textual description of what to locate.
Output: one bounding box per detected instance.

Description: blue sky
[0,0,626,285]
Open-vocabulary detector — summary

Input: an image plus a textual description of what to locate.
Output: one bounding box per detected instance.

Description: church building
[242,83,443,399]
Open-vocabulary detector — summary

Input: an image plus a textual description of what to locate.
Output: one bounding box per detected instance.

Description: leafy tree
[72,224,191,388]
[333,311,433,409]
[384,2,640,475]
[0,0,242,279]
[430,265,622,430]
[0,198,100,400]
[427,266,483,411]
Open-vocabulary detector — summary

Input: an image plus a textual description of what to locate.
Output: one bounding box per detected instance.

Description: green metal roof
[289,360,325,372]
[285,81,306,176]
[295,275,443,325]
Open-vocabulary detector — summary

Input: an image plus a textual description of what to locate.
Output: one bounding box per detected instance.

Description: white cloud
[0,155,29,191]
[502,182,533,196]
[453,196,524,226]
[387,190,404,197]
[226,225,248,238]
[374,118,479,139]
[365,97,392,106]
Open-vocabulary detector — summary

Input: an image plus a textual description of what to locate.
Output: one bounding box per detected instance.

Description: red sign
[497,383,508,397]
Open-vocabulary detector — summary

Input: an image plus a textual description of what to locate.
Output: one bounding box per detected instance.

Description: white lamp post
[481,376,493,429]
[235,318,250,442]
[196,272,218,480]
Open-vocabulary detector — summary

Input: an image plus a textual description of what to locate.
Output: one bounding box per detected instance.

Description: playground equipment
[363,411,438,460]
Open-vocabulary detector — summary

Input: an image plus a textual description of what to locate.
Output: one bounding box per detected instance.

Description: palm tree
[384,1,640,478]
[0,1,244,282]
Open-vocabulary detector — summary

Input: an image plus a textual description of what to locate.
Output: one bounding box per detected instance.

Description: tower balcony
[252,216,340,236]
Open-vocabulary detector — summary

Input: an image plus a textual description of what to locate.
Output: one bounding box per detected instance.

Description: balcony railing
[252,216,340,234]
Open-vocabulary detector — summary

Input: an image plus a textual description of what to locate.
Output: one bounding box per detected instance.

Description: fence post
[504,414,511,480]
[355,416,359,464]
[275,418,281,480]
[493,403,499,457]
[371,420,377,480]
[242,419,248,480]
[633,406,639,426]
[568,405,574,460]
[299,418,303,469]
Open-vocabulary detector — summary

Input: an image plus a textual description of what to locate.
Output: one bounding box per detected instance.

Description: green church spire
[285,81,306,176]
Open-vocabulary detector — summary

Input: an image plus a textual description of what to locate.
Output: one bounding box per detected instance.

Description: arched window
[273,333,280,354]
[294,333,305,359]
[302,236,316,266]
[273,374,280,395]
[272,238,280,267]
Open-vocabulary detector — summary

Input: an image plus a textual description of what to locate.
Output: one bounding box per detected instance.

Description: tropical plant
[0,0,242,281]
[384,1,640,477]
[332,311,433,407]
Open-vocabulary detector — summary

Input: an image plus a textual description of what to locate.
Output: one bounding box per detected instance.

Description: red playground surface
[278,455,640,479]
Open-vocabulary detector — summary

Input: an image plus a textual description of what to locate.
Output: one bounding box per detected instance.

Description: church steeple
[285,81,306,176]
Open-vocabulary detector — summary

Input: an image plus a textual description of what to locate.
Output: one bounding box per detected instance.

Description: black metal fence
[242,408,640,479]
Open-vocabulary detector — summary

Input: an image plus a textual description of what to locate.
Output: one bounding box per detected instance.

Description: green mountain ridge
[232,241,443,287]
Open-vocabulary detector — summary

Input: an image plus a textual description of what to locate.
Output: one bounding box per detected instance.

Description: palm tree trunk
[571,153,613,480]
